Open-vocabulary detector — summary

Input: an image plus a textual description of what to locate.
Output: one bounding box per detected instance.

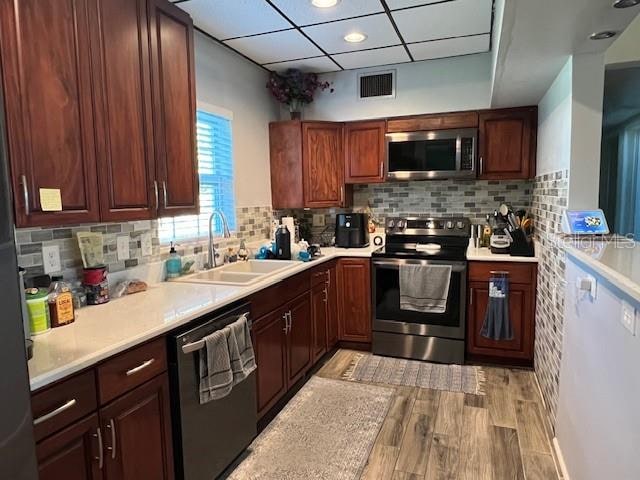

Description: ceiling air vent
[358,70,395,99]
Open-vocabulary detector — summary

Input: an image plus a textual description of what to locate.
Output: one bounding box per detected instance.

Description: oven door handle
[373,259,467,272]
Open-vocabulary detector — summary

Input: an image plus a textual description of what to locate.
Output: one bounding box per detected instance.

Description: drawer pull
[33,398,77,425]
[125,359,155,376]
[106,419,117,460]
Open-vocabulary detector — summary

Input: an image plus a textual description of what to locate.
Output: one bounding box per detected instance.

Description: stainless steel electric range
[372,216,471,364]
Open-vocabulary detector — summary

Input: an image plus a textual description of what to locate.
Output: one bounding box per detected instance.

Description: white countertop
[28,245,380,391]
[565,238,640,303]
[466,242,539,263]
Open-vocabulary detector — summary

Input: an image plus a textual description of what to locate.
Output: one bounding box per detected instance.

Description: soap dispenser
[166,242,182,279]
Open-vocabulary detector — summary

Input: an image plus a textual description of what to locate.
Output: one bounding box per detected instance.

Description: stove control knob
[446,221,454,229]
[387,219,395,229]
[456,221,465,229]
[397,220,405,229]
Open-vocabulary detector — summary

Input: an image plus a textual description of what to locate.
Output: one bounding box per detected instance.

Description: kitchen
[1,1,640,479]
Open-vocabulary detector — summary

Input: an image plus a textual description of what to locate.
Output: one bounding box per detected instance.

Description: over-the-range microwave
[386,128,477,180]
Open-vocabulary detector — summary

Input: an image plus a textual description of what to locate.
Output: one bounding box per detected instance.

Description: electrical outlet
[116,235,130,261]
[141,233,153,257]
[312,214,325,227]
[621,301,637,336]
[42,245,61,274]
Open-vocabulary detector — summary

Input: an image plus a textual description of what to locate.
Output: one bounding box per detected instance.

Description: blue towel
[481,277,513,341]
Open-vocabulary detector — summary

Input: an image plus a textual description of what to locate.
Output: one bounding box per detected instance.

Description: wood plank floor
[316,350,561,480]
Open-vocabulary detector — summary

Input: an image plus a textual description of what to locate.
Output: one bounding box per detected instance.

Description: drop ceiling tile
[266,56,339,73]
[392,0,492,43]
[270,0,383,26]
[331,45,410,70]
[386,0,448,9]
[224,30,323,64]
[408,34,490,61]
[178,0,291,40]
[302,14,400,54]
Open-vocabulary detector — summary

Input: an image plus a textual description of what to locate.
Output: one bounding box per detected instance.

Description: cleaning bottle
[166,242,182,279]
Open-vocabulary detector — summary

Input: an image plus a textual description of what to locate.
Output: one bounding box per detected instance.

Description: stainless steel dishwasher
[169,302,257,480]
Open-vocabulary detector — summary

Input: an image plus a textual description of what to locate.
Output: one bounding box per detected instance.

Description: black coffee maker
[335,213,369,248]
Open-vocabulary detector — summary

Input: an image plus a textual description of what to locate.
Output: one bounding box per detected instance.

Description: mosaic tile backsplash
[15,206,272,282]
[530,169,569,429]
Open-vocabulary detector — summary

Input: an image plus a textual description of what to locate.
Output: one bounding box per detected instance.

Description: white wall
[537,57,572,176]
[556,257,640,480]
[194,32,279,207]
[568,53,605,209]
[303,53,492,121]
[605,12,640,66]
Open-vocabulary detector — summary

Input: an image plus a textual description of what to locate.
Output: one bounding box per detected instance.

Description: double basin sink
[175,259,300,286]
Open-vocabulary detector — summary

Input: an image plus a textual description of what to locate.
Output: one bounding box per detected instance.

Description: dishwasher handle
[181,313,250,354]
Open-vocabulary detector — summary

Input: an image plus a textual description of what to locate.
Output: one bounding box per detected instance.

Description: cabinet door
[302,122,345,208]
[0,0,100,227]
[37,414,103,480]
[286,293,313,385]
[253,308,288,418]
[148,0,199,216]
[310,282,328,363]
[100,375,174,480]
[337,258,372,343]
[478,108,536,180]
[344,120,386,184]
[269,121,304,209]
[90,0,157,221]
[467,281,535,362]
[326,264,339,348]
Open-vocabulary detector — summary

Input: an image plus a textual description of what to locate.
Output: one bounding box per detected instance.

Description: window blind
[158,110,236,243]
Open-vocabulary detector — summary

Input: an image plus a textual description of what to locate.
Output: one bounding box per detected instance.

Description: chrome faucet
[207,209,232,269]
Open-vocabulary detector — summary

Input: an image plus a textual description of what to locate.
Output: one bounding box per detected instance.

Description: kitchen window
[159,107,236,243]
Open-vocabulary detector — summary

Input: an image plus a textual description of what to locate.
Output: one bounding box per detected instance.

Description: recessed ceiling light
[344,32,367,43]
[589,31,617,40]
[613,0,640,8]
[311,0,340,8]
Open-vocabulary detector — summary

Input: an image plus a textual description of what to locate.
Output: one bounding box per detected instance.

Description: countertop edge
[29,248,376,391]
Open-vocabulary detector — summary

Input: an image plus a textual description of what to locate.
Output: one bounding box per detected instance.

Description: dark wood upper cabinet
[37,414,103,480]
[90,0,157,222]
[99,375,174,480]
[302,122,348,208]
[344,120,386,184]
[270,121,304,209]
[478,107,537,180]
[0,0,100,227]
[148,0,199,217]
[337,258,372,343]
[386,111,479,133]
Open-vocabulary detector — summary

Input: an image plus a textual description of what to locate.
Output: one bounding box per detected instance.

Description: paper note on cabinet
[39,188,62,211]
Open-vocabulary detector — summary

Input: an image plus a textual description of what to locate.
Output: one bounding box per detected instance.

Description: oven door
[386,129,476,180]
[372,258,467,340]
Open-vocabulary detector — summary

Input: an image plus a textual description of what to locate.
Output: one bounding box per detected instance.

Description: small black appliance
[275,224,292,260]
[335,213,369,248]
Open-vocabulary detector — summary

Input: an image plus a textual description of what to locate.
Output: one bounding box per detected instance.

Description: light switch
[621,301,637,336]
[42,245,61,274]
[116,235,130,261]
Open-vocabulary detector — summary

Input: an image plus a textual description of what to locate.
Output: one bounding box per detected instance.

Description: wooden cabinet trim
[386,111,479,133]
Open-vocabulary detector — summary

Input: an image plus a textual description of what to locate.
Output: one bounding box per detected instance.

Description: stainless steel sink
[175,260,299,286]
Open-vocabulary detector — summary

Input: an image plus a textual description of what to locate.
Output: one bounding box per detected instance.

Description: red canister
[83,265,109,305]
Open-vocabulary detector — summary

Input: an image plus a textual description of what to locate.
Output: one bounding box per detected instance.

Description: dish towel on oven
[481,276,513,341]
[199,328,234,404]
[399,264,452,314]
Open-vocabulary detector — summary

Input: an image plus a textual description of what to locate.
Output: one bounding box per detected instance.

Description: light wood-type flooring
[316,350,561,480]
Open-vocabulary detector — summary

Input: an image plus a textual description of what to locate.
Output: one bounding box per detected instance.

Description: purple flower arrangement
[266,69,333,109]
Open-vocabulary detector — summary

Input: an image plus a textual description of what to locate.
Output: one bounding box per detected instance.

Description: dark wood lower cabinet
[337,258,372,343]
[100,375,174,480]
[466,261,537,364]
[37,414,103,480]
[311,282,328,363]
[286,293,313,386]
[326,263,339,349]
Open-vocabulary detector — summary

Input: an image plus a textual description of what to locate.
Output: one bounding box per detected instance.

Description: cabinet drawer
[468,261,536,285]
[250,270,311,320]
[310,266,329,287]
[32,371,97,442]
[97,338,167,404]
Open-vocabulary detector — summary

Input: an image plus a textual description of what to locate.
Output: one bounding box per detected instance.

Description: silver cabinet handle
[93,427,104,470]
[340,186,344,204]
[33,398,77,425]
[470,287,473,305]
[20,174,29,216]
[379,162,383,178]
[162,181,168,208]
[479,156,484,175]
[326,270,331,290]
[125,358,155,376]
[153,180,159,211]
[106,419,117,460]
[282,312,288,334]
[287,311,292,333]
[323,288,328,303]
